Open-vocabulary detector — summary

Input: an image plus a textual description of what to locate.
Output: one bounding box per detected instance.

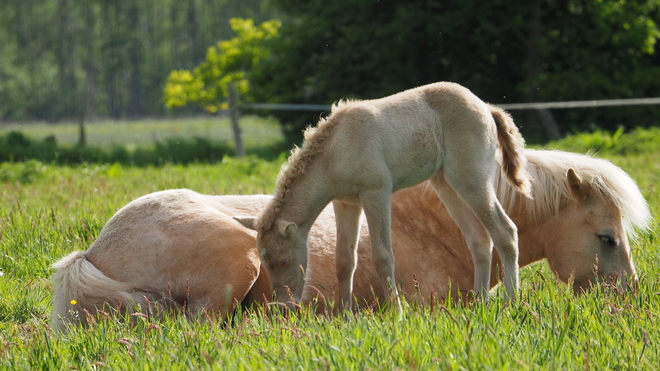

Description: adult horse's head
[500,150,651,294]
[234,215,308,307]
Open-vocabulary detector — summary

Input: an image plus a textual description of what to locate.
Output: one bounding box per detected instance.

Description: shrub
[546,126,660,155]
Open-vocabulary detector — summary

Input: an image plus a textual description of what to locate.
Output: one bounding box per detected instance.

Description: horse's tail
[51,251,163,333]
[490,105,532,196]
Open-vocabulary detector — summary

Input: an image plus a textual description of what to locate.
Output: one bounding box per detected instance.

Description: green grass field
[0,115,284,150]
[0,122,659,369]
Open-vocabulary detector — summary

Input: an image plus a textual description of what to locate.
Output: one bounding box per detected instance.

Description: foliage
[544,126,660,155]
[0,131,288,166]
[0,0,274,121]
[253,0,660,143]
[2,0,659,148]
[0,160,46,184]
[537,0,660,128]
[0,128,659,368]
[163,18,281,113]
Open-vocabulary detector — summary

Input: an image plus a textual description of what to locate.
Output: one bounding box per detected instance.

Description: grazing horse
[50,149,650,331]
[234,82,531,309]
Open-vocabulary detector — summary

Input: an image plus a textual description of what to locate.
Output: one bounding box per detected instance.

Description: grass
[0,125,659,369]
[0,115,284,150]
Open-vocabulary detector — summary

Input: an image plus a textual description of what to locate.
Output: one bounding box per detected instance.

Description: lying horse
[235,82,531,308]
[51,149,650,331]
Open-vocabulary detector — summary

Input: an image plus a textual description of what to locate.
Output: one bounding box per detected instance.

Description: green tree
[0,0,275,122]
[254,0,660,143]
[536,0,660,133]
[163,18,281,156]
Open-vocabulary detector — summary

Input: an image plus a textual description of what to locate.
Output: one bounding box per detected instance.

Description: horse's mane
[257,100,354,231]
[495,149,652,238]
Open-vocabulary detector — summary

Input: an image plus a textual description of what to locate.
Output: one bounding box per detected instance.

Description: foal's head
[234,216,308,305]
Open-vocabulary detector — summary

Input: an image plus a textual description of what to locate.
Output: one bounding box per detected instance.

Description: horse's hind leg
[431,171,519,299]
[332,199,363,310]
[429,176,494,298]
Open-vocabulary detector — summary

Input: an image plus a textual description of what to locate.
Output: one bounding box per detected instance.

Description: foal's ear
[234,216,257,230]
[276,220,297,237]
[566,168,587,200]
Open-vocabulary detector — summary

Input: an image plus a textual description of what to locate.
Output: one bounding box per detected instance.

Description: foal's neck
[274,163,334,232]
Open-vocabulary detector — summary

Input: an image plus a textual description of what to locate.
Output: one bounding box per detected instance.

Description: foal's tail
[51,251,162,333]
[489,105,532,196]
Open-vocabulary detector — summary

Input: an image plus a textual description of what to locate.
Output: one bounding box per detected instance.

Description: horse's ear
[234,216,257,230]
[276,220,297,237]
[566,168,587,200]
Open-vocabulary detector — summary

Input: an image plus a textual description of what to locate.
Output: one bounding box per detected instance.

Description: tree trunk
[128,2,143,117]
[78,110,87,147]
[227,82,245,157]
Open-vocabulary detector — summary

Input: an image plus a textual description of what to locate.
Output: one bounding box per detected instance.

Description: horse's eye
[597,234,616,247]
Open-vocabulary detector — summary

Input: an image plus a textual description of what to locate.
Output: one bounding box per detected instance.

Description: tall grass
[0,128,658,369]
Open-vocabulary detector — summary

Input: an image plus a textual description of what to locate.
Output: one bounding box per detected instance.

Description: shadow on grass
[0,131,291,166]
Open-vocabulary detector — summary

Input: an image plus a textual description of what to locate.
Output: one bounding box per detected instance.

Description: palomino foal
[236,82,531,309]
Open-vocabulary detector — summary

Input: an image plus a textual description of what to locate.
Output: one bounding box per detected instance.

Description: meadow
[0,118,659,369]
[0,115,283,150]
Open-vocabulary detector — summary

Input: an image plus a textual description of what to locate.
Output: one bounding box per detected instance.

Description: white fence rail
[498,97,660,110]
[241,97,660,112]
[229,96,660,156]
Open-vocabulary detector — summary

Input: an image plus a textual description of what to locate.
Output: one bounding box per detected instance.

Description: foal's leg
[332,199,363,310]
[429,176,494,298]
[359,189,402,310]
[434,171,520,299]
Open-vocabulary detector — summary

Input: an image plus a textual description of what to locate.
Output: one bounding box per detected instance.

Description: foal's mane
[256,100,353,231]
[495,149,651,238]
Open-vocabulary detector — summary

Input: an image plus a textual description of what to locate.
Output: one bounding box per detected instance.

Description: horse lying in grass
[235,82,531,309]
[51,149,650,332]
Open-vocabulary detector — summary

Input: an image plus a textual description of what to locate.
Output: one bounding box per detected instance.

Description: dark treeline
[0,0,273,122]
[251,0,660,142]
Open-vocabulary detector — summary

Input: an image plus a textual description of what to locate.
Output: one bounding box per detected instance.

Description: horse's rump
[51,251,167,332]
[51,189,272,332]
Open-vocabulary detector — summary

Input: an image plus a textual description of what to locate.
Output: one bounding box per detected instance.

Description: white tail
[51,251,161,333]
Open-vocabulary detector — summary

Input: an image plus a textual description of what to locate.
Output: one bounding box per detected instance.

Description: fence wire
[241,97,660,112]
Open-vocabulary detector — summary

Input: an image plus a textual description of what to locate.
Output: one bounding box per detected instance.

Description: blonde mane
[495,149,652,238]
[256,100,354,231]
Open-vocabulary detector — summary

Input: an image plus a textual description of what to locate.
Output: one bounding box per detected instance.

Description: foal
[236,82,531,309]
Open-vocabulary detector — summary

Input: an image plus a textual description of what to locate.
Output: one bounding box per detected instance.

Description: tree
[534,0,660,133]
[0,0,276,122]
[254,0,660,143]
[163,18,281,156]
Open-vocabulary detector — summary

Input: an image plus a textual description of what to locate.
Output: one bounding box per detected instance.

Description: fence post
[227,82,245,157]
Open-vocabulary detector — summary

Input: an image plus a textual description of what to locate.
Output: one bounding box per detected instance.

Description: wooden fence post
[227,82,245,157]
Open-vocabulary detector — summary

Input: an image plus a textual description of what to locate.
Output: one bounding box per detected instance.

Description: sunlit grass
[0,127,658,369]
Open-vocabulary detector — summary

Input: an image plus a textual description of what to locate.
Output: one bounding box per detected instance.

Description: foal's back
[320,82,496,191]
